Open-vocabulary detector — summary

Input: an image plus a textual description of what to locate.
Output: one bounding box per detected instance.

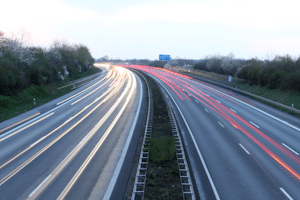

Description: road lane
[125,65,300,200]
[0,65,145,200]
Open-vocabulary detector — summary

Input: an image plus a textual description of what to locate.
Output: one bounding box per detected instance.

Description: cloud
[1,0,102,42]
[101,0,300,29]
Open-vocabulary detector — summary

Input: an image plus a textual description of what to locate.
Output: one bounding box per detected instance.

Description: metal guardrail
[183,73,300,114]
[161,89,196,200]
[131,71,153,200]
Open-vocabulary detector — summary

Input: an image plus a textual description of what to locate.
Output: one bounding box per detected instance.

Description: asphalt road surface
[125,65,300,200]
[0,64,146,200]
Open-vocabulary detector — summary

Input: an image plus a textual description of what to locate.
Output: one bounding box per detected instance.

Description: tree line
[0,31,95,96]
[193,53,300,92]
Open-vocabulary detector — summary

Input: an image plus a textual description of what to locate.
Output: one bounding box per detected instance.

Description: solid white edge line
[152,75,221,200]
[282,143,299,155]
[239,143,250,155]
[250,121,260,128]
[191,79,300,132]
[103,71,143,200]
[280,187,294,200]
[28,174,52,197]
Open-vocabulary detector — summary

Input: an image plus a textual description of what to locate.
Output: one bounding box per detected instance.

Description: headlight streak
[0,68,127,185]
[0,113,40,133]
[71,77,112,105]
[27,67,133,200]
[56,74,109,106]
[125,65,300,182]
[57,68,136,200]
[0,112,54,143]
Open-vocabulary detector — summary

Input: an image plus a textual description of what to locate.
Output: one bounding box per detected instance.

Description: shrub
[266,69,284,89]
[194,61,208,71]
[280,70,300,92]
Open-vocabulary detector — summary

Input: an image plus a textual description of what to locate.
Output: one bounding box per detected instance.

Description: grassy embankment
[143,73,182,200]
[177,68,300,116]
[0,67,101,122]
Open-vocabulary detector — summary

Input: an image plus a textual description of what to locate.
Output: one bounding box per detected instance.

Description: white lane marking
[217,100,221,104]
[28,174,52,197]
[218,122,224,128]
[191,79,300,132]
[30,136,46,147]
[239,143,250,155]
[205,108,209,113]
[195,100,199,103]
[188,93,191,96]
[206,94,210,96]
[282,143,299,155]
[250,121,260,128]
[280,187,294,200]
[230,108,236,113]
[153,75,221,200]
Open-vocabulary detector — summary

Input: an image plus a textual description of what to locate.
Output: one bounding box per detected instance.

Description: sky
[1,0,300,60]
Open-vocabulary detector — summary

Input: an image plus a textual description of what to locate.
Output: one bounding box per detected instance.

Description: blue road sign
[159,55,170,61]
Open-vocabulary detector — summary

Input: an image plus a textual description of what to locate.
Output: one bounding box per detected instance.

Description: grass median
[143,74,182,200]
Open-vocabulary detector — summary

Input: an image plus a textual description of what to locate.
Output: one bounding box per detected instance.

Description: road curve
[124,65,300,200]
[0,65,146,200]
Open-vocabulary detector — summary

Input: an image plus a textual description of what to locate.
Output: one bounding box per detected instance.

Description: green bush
[266,69,284,89]
[280,70,300,91]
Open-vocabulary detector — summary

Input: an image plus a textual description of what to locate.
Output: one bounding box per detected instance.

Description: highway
[0,64,145,200]
[125,65,300,200]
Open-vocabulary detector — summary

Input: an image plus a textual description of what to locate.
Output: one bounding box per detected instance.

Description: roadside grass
[143,74,182,200]
[0,67,101,122]
[175,68,300,112]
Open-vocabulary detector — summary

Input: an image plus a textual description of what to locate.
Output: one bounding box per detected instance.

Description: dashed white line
[230,108,236,113]
[195,100,199,103]
[217,100,221,103]
[282,143,299,155]
[29,174,52,197]
[280,187,294,200]
[188,93,191,96]
[239,143,250,155]
[250,121,260,128]
[205,108,209,113]
[218,122,224,128]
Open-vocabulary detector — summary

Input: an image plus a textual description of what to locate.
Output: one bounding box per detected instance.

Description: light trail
[0,67,127,185]
[0,112,40,133]
[0,112,54,143]
[124,64,300,182]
